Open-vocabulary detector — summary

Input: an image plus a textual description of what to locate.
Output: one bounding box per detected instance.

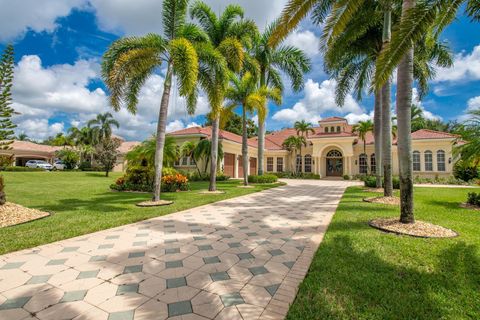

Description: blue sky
[1,0,479,142]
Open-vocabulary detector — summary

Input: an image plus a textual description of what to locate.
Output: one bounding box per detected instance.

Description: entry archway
[326,149,343,176]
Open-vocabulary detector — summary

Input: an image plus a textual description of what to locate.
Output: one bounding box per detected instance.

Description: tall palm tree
[282,135,307,173]
[180,140,202,176]
[87,112,120,142]
[225,72,282,185]
[252,20,311,175]
[102,0,199,202]
[190,1,257,191]
[293,120,315,173]
[352,120,374,173]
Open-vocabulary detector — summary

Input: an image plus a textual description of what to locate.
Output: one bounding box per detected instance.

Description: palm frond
[169,38,199,96]
[162,0,189,40]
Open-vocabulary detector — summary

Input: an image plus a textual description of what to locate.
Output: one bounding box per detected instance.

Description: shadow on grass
[287,236,480,320]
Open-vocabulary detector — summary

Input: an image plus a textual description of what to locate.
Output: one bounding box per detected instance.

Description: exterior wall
[0,149,55,166]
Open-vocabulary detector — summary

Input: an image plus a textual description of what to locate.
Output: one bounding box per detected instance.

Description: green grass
[0,171,279,255]
[287,186,480,320]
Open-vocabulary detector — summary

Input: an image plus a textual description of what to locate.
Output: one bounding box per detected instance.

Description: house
[1,137,140,172]
[168,117,458,178]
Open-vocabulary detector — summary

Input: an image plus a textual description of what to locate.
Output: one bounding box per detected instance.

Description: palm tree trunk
[258,120,265,176]
[374,88,383,187]
[397,0,415,223]
[153,62,173,201]
[242,104,249,186]
[381,6,393,197]
[209,115,220,191]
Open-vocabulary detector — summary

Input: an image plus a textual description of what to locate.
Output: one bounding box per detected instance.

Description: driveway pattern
[0,179,358,320]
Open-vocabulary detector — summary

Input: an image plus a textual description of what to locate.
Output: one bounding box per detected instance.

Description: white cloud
[166,120,200,133]
[0,0,86,41]
[467,96,480,111]
[434,45,480,82]
[16,119,64,141]
[411,88,442,121]
[272,79,363,124]
[345,111,374,124]
[284,30,320,57]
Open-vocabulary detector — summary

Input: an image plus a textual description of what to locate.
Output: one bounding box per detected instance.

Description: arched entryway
[326,149,343,176]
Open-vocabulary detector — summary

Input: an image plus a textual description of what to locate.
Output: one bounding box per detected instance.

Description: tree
[252,19,311,175]
[87,112,119,142]
[293,120,314,173]
[16,133,29,141]
[126,136,179,168]
[0,44,16,150]
[454,109,480,166]
[352,120,374,173]
[102,0,199,201]
[50,133,73,148]
[190,1,257,191]
[56,149,80,170]
[225,72,281,185]
[180,140,202,176]
[282,135,307,173]
[95,138,121,177]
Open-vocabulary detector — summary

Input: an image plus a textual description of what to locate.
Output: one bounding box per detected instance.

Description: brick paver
[0,179,359,320]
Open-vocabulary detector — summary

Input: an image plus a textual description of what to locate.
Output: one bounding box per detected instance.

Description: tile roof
[168,126,258,147]
[9,141,61,153]
[118,141,141,154]
[318,116,347,123]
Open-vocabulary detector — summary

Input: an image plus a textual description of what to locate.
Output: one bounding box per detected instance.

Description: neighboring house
[1,137,140,172]
[168,117,457,178]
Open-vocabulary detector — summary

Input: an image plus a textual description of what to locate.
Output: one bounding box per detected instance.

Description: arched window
[304,154,312,173]
[359,153,368,174]
[424,150,433,171]
[437,150,446,171]
[327,150,342,158]
[337,126,341,133]
[413,151,421,171]
[331,126,335,133]
[325,127,329,133]
[296,154,302,172]
[370,154,376,173]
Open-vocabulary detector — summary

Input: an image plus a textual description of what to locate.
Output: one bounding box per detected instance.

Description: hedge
[248,174,278,184]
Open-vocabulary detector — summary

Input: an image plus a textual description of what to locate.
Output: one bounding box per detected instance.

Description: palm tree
[352,120,374,174]
[190,1,257,191]
[180,140,202,177]
[225,72,282,185]
[374,0,478,222]
[51,133,73,148]
[16,133,28,141]
[282,135,307,173]
[252,20,311,175]
[293,120,315,173]
[87,112,120,142]
[454,109,480,166]
[126,135,179,168]
[102,0,199,202]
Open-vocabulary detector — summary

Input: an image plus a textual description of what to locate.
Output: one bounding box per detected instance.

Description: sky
[0,0,479,142]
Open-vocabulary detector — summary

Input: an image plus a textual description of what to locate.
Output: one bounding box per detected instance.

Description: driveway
[0,179,359,320]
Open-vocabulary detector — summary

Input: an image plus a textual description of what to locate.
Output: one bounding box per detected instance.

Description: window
[327,150,342,158]
[296,155,302,172]
[413,151,421,171]
[331,126,335,132]
[437,150,446,171]
[276,157,284,172]
[304,154,312,173]
[337,126,341,133]
[359,154,368,174]
[181,156,189,166]
[425,151,433,171]
[325,127,329,133]
[266,157,274,172]
[370,153,376,173]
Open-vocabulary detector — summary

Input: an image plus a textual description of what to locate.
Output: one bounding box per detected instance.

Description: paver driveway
[0,179,359,320]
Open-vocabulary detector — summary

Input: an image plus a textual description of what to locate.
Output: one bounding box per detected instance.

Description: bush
[78,161,92,171]
[162,167,178,176]
[467,192,480,206]
[248,174,278,184]
[56,149,79,169]
[2,166,44,172]
[343,174,350,180]
[185,171,230,182]
[453,161,479,182]
[272,172,320,179]
[364,176,400,189]
[161,173,190,192]
[414,175,467,185]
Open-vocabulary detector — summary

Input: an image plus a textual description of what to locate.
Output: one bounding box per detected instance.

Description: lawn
[0,171,279,255]
[287,186,480,320]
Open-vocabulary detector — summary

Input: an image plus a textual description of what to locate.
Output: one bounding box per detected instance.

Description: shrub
[453,161,479,182]
[467,192,480,206]
[364,176,400,189]
[272,172,320,179]
[248,174,278,184]
[2,166,44,172]
[56,149,80,169]
[111,168,190,193]
[343,174,350,180]
[78,161,92,171]
[162,167,178,176]
[185,171,230,182]
[161,173,190,192]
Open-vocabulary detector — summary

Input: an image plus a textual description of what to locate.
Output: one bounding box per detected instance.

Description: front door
[326,158,343,176]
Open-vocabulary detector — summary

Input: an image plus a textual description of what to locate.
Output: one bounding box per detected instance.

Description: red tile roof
[9,141,61,153]
[118,141,141,154]
[168,126,258,147]
[318,116,347,123]
[362,129,457,145]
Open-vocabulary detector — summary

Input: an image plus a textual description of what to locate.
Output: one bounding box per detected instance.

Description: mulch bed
[136,200,173,207]
[0,202,50,228]
[460,203,480,210]
[363,196,400,205]
[197,190,226,194]
[369,218,458,238]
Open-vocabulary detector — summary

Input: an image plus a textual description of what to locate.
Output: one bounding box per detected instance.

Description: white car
[25,160,53,170]
[53,160,66,170]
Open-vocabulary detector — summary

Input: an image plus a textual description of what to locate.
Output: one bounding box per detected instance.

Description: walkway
[0,179,359,320]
